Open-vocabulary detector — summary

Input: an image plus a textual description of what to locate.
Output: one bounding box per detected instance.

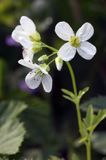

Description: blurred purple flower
[5,35,20,47]
[19,80,39,94]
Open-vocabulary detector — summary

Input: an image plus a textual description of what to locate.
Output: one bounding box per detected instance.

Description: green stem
[48,59,55,66]
[42,43,58,52]
[66,62,77,96]
[86,137,91,160]
[48,52,57,58]
[76,101,83,135]
[66,62,82,134]
[42,43,91,160]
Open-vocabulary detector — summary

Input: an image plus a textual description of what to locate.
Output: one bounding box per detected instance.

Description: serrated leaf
[81,96,106,111]
[0,101,27,125]
[0,101,27,155]
[0,120,25,154]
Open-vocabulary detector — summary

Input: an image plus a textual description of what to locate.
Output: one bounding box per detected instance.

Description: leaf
[62,95,73,102]
[61,89,75,99]
[92,132,106,154]
[78,87,89,99]
[91,109,106,131]
[0,101,27,124]
[0,120,25,155]
[83,105,94,128]
[0,101,27,155]
[81,96,106,111]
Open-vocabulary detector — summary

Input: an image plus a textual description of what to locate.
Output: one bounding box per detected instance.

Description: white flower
[55,56,63,71]
[22,48,34,63]
[55,22,97,61]
[18,59,52,92]
[12,16,41,61]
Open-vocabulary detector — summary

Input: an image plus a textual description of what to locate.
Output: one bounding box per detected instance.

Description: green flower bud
[32,42,42,53]
[38,54,48,62]
[55,56,63,71]
[30,32,41,42]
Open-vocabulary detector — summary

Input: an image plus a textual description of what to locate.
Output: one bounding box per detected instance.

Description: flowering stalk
[43,44,92,160]
[12,16,98,160]
[66,62,91,160]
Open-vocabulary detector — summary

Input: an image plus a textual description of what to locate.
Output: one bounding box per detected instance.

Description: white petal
[38,66,48,75]
[58,42,76,61]
[12,25,25,42]
[76,23,94,41]
[22,49,34,62]
[77,41,96,60]
[18,59,35,69]
[25,71,41,89]
[19,37,32,48]
[55,21,74,41]
[11,25,32,48]
[42,74,52,93]
[20,16,36,35]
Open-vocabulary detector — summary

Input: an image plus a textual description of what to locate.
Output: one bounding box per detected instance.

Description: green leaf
[62,95,73,102]
[0,101,27,155]
[92,132,106,154]
[78,87,89,99]
[61,89,75,99]
[0,120,25,155]
[83,105,94,128]
[82,105,106,133]
[81,96,106,111]
[0,101,27,124]
[92,109,106,131]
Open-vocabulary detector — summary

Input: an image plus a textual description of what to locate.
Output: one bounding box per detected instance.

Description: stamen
[69,36,80,47]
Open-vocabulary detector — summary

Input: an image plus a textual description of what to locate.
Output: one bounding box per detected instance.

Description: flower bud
[32,42,42,53]
[38,54,48,62]
[55,56,63,71]
[30,32,41,42]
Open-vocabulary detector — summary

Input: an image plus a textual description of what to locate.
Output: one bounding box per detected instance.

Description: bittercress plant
[11,16,105,160]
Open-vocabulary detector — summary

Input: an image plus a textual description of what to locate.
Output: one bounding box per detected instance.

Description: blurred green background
[0,0,106,159]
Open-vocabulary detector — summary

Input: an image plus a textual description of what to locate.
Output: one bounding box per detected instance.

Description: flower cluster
[12,16,96,92]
